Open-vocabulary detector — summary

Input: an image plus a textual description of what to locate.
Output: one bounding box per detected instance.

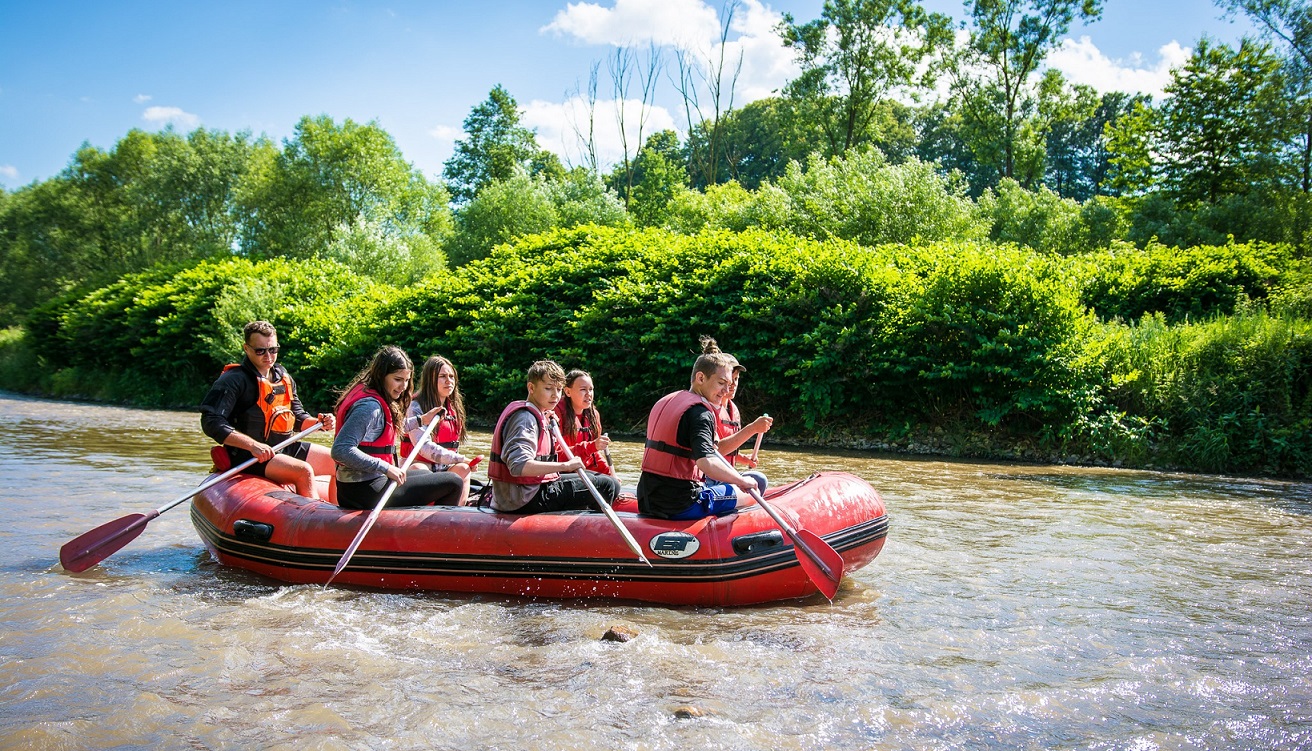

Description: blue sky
[0,0,1259,191]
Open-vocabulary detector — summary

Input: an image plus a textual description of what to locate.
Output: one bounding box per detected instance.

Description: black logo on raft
[648,531,701,559]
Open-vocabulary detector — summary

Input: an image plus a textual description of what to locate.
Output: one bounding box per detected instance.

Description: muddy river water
[1,393,1309,750]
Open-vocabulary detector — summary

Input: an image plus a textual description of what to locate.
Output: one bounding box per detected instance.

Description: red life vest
[399,402,462,459]
[554,402,612,474]
[336,383,397,465]
[641,390,720,481]
[222,363,298,442]
[488,401,558,485]
[717,399,745,464]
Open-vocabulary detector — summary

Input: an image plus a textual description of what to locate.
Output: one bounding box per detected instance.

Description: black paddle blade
[792,528,845,601]
[59,512,157,573]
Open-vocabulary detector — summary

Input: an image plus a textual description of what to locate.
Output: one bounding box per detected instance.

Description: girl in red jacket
[554,369,614,476]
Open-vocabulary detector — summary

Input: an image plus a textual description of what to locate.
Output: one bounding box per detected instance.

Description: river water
[1,392,1309,750]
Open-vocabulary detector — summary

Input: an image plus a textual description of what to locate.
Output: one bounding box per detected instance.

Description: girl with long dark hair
[330,346,463,510]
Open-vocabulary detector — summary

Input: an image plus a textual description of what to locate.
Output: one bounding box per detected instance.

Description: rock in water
[601,625,637,642]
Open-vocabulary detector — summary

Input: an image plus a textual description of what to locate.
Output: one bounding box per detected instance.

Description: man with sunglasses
[200,320,336,499]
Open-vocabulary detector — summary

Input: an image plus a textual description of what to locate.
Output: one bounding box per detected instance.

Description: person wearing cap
[710,349,772,475]
[636,341,762,520]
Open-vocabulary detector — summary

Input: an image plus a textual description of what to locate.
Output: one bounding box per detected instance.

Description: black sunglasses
[250,346,280,356]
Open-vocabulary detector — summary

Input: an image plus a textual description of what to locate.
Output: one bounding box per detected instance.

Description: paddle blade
[59,511,158,573]
[792,528,845,601]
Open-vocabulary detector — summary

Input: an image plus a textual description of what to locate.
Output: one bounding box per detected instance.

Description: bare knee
[268,457,318,498]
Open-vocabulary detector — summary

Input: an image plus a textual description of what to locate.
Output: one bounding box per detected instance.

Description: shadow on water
[177,556,846,615]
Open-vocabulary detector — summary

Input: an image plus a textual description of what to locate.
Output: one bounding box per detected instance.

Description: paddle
[748,413,769,465]
[324,408,444,587]
[721,452,843,600]
[60,421,325,573]
[548,415,652,567]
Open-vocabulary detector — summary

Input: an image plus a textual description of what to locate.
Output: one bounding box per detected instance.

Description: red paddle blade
[792,528,845,600]
[59,511,158,573]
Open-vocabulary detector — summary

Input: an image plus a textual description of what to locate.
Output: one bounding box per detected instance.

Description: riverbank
[10,228,1311,478]
[0,378,1269,480]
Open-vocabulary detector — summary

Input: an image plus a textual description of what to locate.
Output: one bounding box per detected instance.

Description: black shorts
[335,471,464,510]
[228,441,313,478]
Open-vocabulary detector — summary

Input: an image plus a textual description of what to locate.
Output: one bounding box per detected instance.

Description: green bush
[872,242,1094,426]
[662,148,985,246]
[11,226,1311,477]
[24,257,385,408]
[978,179,1124,254]
[360,227,1091,438]
[1085,311,1312,475]
[0,327,38,392]
[446,170,628,267]
[773,148,985,246]
[1077,240,1295,323]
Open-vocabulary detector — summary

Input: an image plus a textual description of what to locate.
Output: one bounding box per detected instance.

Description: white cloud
[522,96,678,170]
[543,0,799,115]
[709,0,799,102]
[428,124,461,141]
[542,0,720,48]
[1047,36,1191,98]
[133,93,152,103]
[0,165,18,181]
[142,105,200,128]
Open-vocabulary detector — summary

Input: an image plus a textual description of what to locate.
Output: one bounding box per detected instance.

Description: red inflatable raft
[191,471,888,606]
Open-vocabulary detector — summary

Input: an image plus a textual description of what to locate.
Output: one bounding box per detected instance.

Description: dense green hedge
[351,228,1091,437]
[1076,240,1293,323]
[1075,311,1312,475]
[9,226,1311,476]
[25,257,389,407]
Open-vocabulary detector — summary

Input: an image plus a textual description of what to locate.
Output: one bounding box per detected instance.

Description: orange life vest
[222,363,297,442]
[640,390,720,481]
[488,401,558,485]
[335,383,397,465]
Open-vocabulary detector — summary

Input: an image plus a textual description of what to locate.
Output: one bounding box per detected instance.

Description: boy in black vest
[199,320,335,499]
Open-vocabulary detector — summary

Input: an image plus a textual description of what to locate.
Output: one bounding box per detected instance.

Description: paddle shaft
[60,421,324,573]
[747,486,838,582]
[748,413,768,464]
[548,418,652,567]
[714,451,842,598]
[325,408,443,586]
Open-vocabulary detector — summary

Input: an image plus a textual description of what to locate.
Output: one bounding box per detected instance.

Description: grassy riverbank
[5,226,1310,478]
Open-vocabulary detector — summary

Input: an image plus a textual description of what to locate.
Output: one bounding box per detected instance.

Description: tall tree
[957,0,1103,183]
[1038,73,1143,200]
[778,0,952,155]
[608,46,664,209]
[626,130,689,227]
[685,96,821,189]
[1221,0,1312,245]
[915,101,994,196]
[443,85,561,203]
[0,127,259,322]
[238,115,450,262]
[676,0,745,187]
[1158,39,1290,205]
[1105,39,1295,246]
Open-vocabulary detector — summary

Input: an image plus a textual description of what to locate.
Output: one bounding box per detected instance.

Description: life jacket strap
[645,438,692,459]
